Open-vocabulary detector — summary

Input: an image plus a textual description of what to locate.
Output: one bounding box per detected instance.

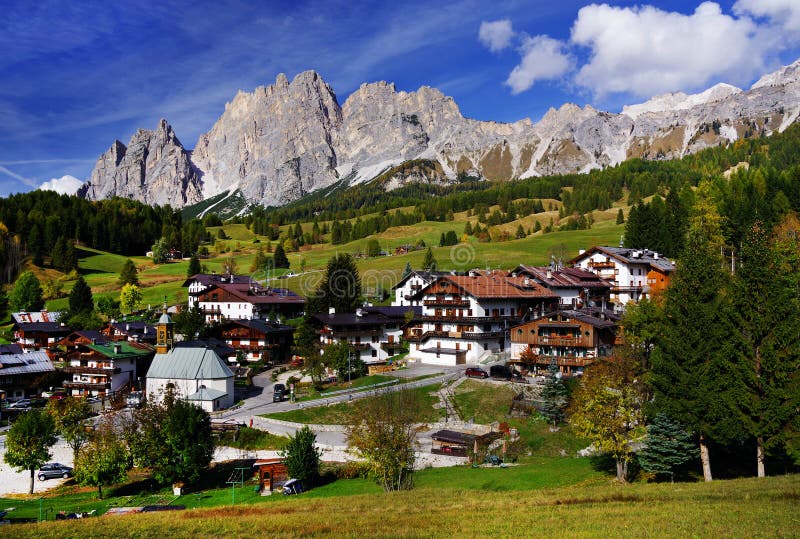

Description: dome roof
[158,313,173,325]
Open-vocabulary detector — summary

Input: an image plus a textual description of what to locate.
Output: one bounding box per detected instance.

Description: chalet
[406,272,559,366]
[0,350,55,401]
[62,340,154,397]
[12,311,71,353]
[218,319,295,363]
[313,306,420,365]
[183,273,252,306]
[392,270,449,307]
[570,246,675,307]
[193,281,305,323]
[509,309,620,376]
[509,265,612,308]
[101,320,157,344]
[146,347,235,412]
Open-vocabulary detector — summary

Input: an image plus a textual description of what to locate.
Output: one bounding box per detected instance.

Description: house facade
[192,281,305,323]
[62,341,154,397]
[313,306,419,365]
[392,270,448,307]
[0,350,55,400]
[509,309,619,376]
[218,319,295,363]
[569,246,674,307]
[101,321,156,344]
[146,347,235,412]
[406,272,558,366]
[12,311,71,353]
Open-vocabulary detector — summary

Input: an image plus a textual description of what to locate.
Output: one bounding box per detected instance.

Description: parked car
[465,367,489,379]
[38,463,73,481]
[7,398,32,409]
[273,383,287,402]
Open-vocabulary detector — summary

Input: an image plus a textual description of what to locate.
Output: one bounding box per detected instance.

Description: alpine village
[1,6,800,537]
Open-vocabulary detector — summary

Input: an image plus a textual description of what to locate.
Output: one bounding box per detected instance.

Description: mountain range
[78,59,800,210]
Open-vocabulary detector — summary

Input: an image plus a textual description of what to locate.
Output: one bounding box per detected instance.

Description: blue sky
[1,0,799,196]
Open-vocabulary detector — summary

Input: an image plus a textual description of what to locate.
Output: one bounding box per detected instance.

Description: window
[371,350,377,357]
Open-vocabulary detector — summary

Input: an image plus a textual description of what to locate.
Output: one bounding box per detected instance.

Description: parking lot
[0,435,74,496]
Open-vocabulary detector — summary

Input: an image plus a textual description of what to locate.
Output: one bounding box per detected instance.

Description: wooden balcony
[319,329,383,337]
[63,365,121,375]
[589,261,616,269]
[423,299,470,307]
[515,355,594,368]
[534,336,591,347]
[64,381,112,391]
[420,314,518,324]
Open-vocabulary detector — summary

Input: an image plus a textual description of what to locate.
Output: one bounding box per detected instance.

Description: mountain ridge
[81,59,800,209]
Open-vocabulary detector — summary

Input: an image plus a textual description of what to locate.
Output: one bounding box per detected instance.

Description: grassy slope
[3,473,798,538]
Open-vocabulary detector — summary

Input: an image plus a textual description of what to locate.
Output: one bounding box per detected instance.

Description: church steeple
[156,297,174,354]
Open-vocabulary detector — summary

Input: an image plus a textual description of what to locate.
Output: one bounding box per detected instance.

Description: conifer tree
[273,242,290,269]
[515,224,526,239]
[68,276,94,317]
[540,360,568,427]
[187,254,201,277]
[730,221,800,477]
[650,185,739,481]
[422,247,437,271]
[638,413,697,482]
[118,259,139,286]
[402,261,412,278]
[616,208,625,225]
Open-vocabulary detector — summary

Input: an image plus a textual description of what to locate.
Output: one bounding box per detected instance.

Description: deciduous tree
[569,356,646,483]
[74,419,131,499]
[3,409,57,494]
[347,389,424,491]
[119,283,142,314]
[281,425,321,486]
[10,271,44,312]
[46,396,92,462]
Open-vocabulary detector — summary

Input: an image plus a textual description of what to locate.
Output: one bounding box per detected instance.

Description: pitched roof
[147,347,234,380]
[199,282,306,305]
[512,265,612,290]
[85,341,154,359]
[422,272,558,300]
[221,319,295,334]
[0,351,54,376]
[12,311,62,324]
[571,246,675,273]
[187,387,228,401]
[14,321,71,333]
[174,338,236,357]
[391,270,451,290]
[182,273,252,288]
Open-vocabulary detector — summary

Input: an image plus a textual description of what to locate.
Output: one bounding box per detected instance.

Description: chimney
[546,270,552,280]
[653,252,659,259]
[113,344,121,355]
[328,307,336,315]
[356,308,364,317]
[126,323,130,331]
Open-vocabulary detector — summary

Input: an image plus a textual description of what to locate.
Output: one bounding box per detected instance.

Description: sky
[2,0,800,196]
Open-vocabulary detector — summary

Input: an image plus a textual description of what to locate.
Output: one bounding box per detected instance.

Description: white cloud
[38,175,83,195]
[505,35,572,94]
[570,2,771,98]
[479,19,514,52]
[734,0,800,33]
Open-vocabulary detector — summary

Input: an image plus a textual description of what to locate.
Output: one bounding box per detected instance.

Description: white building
[509,265,612,308]
[569,246,675,307]
[146,347,235,412]
[406,272,558,366]
[392,270,447,307]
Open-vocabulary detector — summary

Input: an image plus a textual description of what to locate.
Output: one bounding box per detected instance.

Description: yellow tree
[569,356,646,483]
[119,283,142,314]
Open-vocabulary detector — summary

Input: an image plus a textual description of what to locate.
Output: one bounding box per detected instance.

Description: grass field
[262,383,445,424]
[2,470,797,538]
[33,199,624,313]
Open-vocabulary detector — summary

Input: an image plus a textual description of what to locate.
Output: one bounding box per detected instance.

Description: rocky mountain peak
[751,59,800,89]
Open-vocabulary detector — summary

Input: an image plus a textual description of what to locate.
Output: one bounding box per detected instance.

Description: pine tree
[463,221,473,236]
[68,276,94,317]
[422,247,437,271]
[118,259,139,287]
[62,239,77,273]
[402,261,412,278]
[539,360,568,427]
[730,221,800,477]
[515,224,526,239]
[638,413,697,482]
[650,185,739,482]
[309,253,361,315]
[616,208,625,225]
[187,254,202,277]
[273,242,290,269]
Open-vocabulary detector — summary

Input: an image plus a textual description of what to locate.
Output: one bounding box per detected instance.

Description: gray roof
[158,313,173,324]
[12,311,62,324]
[146,347,234,380]
[573,246,675,273]
[187,387,227,401]
[0,351,55,376]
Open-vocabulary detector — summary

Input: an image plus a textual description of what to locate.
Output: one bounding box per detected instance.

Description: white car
[7,399,32,409]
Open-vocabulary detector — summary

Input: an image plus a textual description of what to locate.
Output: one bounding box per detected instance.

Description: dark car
[489,364,513,380]
[273,383,287,402]
[465,367,489,379]
[38,463,73,481]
